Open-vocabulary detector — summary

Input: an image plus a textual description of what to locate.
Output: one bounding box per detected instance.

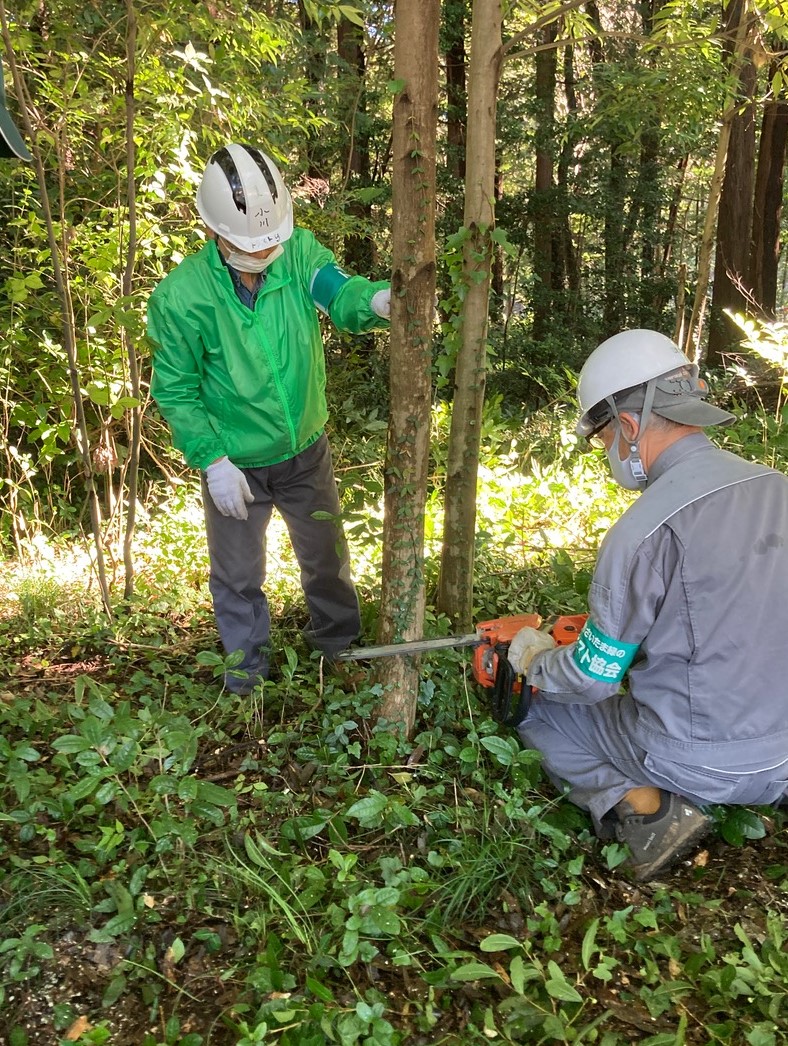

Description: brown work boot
[615,792,711,882]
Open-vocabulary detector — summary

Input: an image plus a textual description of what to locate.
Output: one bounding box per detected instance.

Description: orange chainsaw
[336,612,588,726]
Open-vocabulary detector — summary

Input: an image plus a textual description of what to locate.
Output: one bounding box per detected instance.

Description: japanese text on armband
[571,618,638,683]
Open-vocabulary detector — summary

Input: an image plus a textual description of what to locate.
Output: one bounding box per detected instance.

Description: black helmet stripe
[209,145,280,215]
[242,145,279,203]
[211,146,247,214]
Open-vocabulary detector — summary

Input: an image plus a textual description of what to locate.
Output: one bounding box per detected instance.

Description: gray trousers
[201,434,360,690]
[518,693,788,832]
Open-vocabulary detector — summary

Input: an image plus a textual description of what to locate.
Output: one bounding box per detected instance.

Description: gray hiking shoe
[615,792,711,882]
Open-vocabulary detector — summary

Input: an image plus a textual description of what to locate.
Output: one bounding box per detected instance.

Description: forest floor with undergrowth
[3,402,788,1046]
[1,549,786,1046]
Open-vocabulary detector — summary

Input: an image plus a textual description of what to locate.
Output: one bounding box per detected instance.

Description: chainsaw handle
[490,643,533,727]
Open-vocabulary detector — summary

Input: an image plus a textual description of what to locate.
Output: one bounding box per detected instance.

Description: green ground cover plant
[1,390,787,1046]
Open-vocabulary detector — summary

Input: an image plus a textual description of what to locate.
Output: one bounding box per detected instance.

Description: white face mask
[606,417,648,490]
[220,240,283,273]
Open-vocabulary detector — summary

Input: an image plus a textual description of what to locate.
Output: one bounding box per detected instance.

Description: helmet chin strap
[605,377,658,489]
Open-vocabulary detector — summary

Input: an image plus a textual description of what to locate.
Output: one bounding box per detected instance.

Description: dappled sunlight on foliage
[3,396,788,1042]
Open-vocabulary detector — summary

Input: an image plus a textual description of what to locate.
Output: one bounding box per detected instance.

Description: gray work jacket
[528,433,788,769]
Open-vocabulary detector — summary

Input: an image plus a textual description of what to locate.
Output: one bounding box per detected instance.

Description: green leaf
[13,745,40,762]
[507,954,542,995]
[178,776,199,801]
[747,1023,777,1046]
[346,791,388,827]
[244,833,286,864]
[449,962,502,982]
[86,382,111,406]
[387,78,406,95]
[479,735,516,766]
[634,908,659,930]
[603,841,630,869]
[102,973,127,1006]
[306,975,335,1003]
[196,650,225,667]
[480,933,522,952]
[195,780,237,806]
[718,807,767,846]
[67,774,102,802]
[189,801,226,825]
[112,739,140,773]
[52,734,91,754]
[88,694,115,721]
[545,960,583,1003]
[337,3,365,27]
[94,781,117,805]
[581,917,599,970]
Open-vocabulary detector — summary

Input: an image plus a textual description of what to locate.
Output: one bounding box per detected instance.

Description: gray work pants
[201,435,360,691]
[518,693,788,832]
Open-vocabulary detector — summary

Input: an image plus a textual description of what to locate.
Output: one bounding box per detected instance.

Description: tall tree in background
[635,0,666,328]
[338,15,374,275]
[531,21,557,342]
[685,0,758,360]
[748,70,788,318]
[443,0,467,182]
[437,0,502,631]
[707,0,758,364]
[298,0,329,179]
[377,0,439,735]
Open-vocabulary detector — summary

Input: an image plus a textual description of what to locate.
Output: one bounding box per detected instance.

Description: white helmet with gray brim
[576,329,735,439]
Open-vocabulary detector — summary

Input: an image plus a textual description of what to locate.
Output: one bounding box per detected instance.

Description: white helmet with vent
[196,143,293,252]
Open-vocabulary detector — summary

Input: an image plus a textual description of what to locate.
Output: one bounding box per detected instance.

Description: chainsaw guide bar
[335,633,480,660]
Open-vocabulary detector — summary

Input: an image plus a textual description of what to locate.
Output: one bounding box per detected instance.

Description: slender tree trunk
[338,17,374,275]
[685,0,756,361]
[491,157,504,307]
[299,0,328,179]
[0,3,112,617]
[532,23,557,342]
[584,1,627,335]
[122,0,141,599]
[655,154,689,306]
[437,0,502,632]
[749,86,788,317]
[603,148,627,334]
[443,0,467,182]
[557,44,579,304]
[632,0,664,327]
[377,0,439,736]
[706,0,757,364]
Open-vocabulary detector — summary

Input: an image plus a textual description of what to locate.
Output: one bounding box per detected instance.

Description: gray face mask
[606,416,648,490]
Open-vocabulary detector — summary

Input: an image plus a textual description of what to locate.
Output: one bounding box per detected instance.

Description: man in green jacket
[148,143,390,693]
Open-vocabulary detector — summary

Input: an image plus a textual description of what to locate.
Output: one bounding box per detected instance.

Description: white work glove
[371,288,391,319]
[205,456,254,520]
[507,626,556,675]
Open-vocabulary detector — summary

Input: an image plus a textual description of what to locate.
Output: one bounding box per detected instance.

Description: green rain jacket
[148,228,389,470]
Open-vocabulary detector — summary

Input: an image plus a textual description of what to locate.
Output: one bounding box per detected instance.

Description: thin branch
[501,0,589,56]
[122,0,141,600]
[0,3,113,618]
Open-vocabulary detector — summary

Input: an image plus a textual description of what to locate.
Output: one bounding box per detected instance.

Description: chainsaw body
[474,612,588,726]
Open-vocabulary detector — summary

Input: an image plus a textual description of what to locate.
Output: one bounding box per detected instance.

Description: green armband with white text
[572,619,638,683]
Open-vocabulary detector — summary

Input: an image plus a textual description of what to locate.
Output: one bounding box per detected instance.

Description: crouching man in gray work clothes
[507,329,788,881]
